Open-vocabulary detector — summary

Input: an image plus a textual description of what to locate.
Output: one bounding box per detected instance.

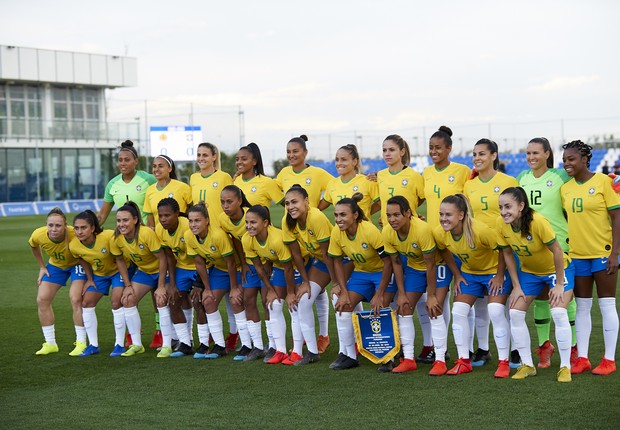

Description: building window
[0,84,42,137]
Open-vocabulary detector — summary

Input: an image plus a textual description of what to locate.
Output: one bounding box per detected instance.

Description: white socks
[265,320,275,349]
[551,307,572,368]
[269,299,287,353]
[474,296,490,351]
[416,293,433,347]
[112,308,126,347]
[509,309,533,366]
[234,310,252,349]
[206,310,225,348]
[290,308,304,356]
[488,302,509,361]
[157,306,173,349]
[599,297,619,360]
[224,295,237,335]
[315,289,329,337]
[299,281,322,354]
[197,323,210,346]
[75,325,87,343]
[575,297,593,358]
[398,315,415,360]
[430,317,447,362]
[247,320,264,350]
[183,307,193,341]
[42,325,56,345]
[467,306,475,352]
[335,311,356,359]
[452,302,471,360]
[443,291,451,329]
[82,307,99,347]
[332,294,345,354]
[124,306,142,347]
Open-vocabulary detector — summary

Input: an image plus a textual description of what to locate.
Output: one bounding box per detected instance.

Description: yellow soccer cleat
[35,342,59,355]
[68,341,87,357]
[121,344,145,357]
[557,366,572,383]
[157,346,172,358]
[511,364,537,380]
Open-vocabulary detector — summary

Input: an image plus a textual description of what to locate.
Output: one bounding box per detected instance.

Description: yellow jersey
[189,170,233,227]
[234,174,283,207]
[561,173,620,258]
[496,212,569,276]
[110,226,162,274]
[432,219,498,275]
[423,162,471,227]
[155,217,195,270]
[383,216,437,271]
[28,226,80,269]
[143,179,193,225]
[69,230,118,277]
[282,207,332,261]
[464,172,518,229]
[377,166,424,225]
[242,225,292,270]
[276,165,334,208]
[324,174,379,217]
[184,227,236,272]
[328,220,384,273]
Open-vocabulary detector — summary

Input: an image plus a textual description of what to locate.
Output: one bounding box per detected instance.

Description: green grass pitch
[1,209,619,429]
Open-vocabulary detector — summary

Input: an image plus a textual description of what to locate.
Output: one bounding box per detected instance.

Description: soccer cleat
[416,346,435,364]
[149,330,163,349]
[570,357,592,374]
[377,360,395,373]
[510,350,522,369]
[263,347,277,363]
[225,332,239,352]
[294,351,321,366]
[332,355,360,370]
[535,340,555,369]
[157,346,172,358]
[170,342,193,358]
[282,352,302,365]
[317,335,330,354]
[205,344,227,359]
[121,344,145,357]
[68,341,87,357]
[329,353,348,369]
[170,339,180,351]
[244,347,266,362]
[592,358,616,376]
[392,358,417,373]
[557,366,572,382]
[233,345,253,361]
[471,348,492,367]
[266,350,288,364]
[109,344,125,357]
[125,333,133,348]
[570,345,578,366]
[193,343,209,359]
[512,364,537,380]
[429,360,447,376]
[494,360,510,378]
[447,358,473,375]
[35,342,59,355]
[79,345,100,357]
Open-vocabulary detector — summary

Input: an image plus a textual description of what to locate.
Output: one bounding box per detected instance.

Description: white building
[0,44,138,202]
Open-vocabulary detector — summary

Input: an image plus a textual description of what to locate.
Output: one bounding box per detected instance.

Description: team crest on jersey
[353,186,359,192]
[136,185,142,191]
[139,244,145,249]
[526,234,533,241]
[210,245,216,251]
[412,243,419,249]
[212,181,218,188]
[180,237,185,243]
[589,187,595,195]
[308,229,314,236]
[101,248,107,254]
[251,186,257,193]
[362,243,368,249]
[494,186,500,193]
[306,178,312,185]
[370,318,381,333]
[546,181,553,187]
[168,193,174,198]
[402,179,408,186]
[270,249,276,255]
[448,175,455,183]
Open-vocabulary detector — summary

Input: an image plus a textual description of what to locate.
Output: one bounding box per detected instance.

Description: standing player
[29,208,87,355]
[463,139,518,368]
[233,142,283,207]
[517,137,577,368]
[498,187,575,382]
[561,140,620,375]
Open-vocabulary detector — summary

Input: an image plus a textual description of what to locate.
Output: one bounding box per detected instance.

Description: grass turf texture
[1,208,619,429]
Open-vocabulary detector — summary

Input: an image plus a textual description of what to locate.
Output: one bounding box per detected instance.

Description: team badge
[546,181,553,187]
[139,244,145,249]
[270,249,276,255]
[101,248,107,254]
[306,178,311,185]
[412,243,419,249]
[251,186,257,193]
[362,243,368,249]
[589,187,595,195]
[402,179,408,186]
[168,193,174,198]
[494,186,500,193]
[371,318,381,334]
[526,234,533,241]
[308,229,314,236]
[180,237,185,243]
[448,175,455,183]
[210,245,216,251]
[136,185,142,191]
[353,186,359,192]
[212,181,218,188]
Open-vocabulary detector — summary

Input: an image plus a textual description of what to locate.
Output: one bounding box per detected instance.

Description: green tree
[272,158,288,176]
[220,151,238,176]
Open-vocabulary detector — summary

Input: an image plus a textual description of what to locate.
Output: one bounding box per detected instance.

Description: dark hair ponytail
[285,184,309,230]
[288,134,308,151]
[529,137,554,168]
[501,187,535,238]
[221,185,252,209]
[74,210,103,236]
[336,193,367,223]
[239,142,265,176]
[430,125,453,148]
[156,154,178,180]
[474,138,500,170]
[115,201,142,238]
[247,205,271,225]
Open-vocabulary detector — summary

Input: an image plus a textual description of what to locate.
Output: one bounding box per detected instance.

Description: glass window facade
[0,84,42,137]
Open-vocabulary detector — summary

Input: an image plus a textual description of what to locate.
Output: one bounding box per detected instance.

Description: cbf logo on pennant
[352,308,400,364]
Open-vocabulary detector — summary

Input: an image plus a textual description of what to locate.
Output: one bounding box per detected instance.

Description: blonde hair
[441,194,475,249]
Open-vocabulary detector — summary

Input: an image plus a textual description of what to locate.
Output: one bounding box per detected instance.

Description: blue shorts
[243,263,263,289]
[42,263,87,286]
[208,267,232,291]
[346,270,396,302]
[459,272,512,298]
[404,266,451,293]
[312,258,329,273]
[86,272,124,295]
[132,269,167,288]
[174,268,196,292]
[271,264,309,287]
[573,257,618,276]
[519,262,576,296]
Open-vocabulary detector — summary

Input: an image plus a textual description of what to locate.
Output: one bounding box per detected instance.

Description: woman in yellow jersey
[219,185,270,361]
[29,208,87,356]
[189,142,238,351]
[282,185,347,364]
[498,187,575,382]
[464,139,518,368]
[383,196,451,375]
[319,144,380,217]
[434,194,511,378]
[276,135,334,207]
[111,201,168,357]
[420,126,471,364]
[70,210,126,357]
[143,154,192,228]
[154,198,195,358]
[234,142,283,207]
[242,205,307,365]
[328,195,395,371]
[98,140,156,224]
[561,140,620,376]
[185,202,250,360]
